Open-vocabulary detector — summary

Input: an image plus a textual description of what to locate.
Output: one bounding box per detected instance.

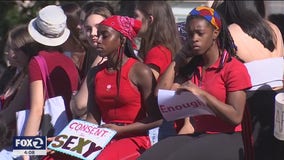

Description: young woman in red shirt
[139,6,252,160]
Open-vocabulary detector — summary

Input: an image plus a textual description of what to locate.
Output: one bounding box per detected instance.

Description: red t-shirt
[29,51,79,120]
[144,45,172,78]
[94,58,145,124]
[176,52,252,133]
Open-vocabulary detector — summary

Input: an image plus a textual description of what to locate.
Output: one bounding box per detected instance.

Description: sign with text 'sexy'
[48,119,116,160]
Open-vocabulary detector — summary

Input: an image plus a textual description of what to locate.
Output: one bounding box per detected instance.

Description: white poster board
[16,96,68,136]
[48,119,117,160]
[158,89,215,121]
[274,93,284,141]
[244,57,284,90]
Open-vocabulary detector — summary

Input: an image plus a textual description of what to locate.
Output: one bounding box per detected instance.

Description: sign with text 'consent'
[48,119,116,160]
[158,89,215,121]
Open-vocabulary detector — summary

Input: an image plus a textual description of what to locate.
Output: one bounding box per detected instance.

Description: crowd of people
[0,0,284,160]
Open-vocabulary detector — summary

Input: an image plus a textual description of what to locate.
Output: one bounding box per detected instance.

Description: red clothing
[95,58,144,124]
[42,136,150,160]
[94,58,151,160]
[29,51,79,120]
[176,52,252,133]
[144,45,172,77]
[96,136,150,160]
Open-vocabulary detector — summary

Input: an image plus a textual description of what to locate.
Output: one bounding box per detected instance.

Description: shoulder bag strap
[34,55,55,99]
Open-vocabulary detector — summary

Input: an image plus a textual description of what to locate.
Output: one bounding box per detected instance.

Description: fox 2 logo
[13,136,46,150]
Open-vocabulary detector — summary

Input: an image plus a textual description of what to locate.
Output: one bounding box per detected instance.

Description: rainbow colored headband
[189,6,221,30]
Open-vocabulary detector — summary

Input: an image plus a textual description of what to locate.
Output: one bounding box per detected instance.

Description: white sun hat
[28,5,70,46]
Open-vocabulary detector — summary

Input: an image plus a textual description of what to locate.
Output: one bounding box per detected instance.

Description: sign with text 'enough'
[48,119,116,160]
[158,89,215,121]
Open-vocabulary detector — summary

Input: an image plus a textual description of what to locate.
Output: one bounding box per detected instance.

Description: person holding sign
[139,6,252,160]
[81,15,163,160]
[44,15,162,160]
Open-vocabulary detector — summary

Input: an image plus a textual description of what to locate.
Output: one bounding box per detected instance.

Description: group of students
[0,0,283,160]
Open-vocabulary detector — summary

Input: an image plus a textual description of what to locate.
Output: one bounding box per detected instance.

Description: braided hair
[180,6,237,78]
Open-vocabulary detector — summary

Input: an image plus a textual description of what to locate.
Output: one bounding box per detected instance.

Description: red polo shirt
[177,53,252,133]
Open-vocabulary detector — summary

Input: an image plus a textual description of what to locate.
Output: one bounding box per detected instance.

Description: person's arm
[155,61,176,93]
[71,57,107,119]
[266,20,284,57]
[24,80,44,136]
[101,62,163,136]
[178,81,246,125]
[70,77,88,118]
[149,67,159,80]
[155,44,193,95]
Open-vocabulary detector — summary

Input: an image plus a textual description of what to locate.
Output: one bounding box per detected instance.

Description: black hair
[124,38,139,60]
[184,12,236,72]
[112,35,139,105]
[268,14,284,40]
[220,0,275,52]
[61,2,82,39]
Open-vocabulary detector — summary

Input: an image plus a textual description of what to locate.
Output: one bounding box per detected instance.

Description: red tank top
[94,58,145,124]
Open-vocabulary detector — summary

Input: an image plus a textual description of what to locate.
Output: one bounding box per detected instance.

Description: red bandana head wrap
[189,6,221,30]
[100,15,142,41]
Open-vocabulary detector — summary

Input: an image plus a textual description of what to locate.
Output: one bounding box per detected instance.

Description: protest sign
[48,119,116,160]
[244,57,284,90]
[158,89,215,121]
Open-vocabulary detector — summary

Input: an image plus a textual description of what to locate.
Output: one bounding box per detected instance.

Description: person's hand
[22,155,29,160]
[46,137,56,155]
[176,81,207,105]
[176,80,203,96]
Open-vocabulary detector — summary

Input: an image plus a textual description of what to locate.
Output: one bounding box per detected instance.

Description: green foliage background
[0,1,60,67]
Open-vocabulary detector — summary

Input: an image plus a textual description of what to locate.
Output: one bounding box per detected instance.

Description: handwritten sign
[274,93,284,141]
[48,119,116,160]
[244,57,284,90]
[158,89,215,121]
